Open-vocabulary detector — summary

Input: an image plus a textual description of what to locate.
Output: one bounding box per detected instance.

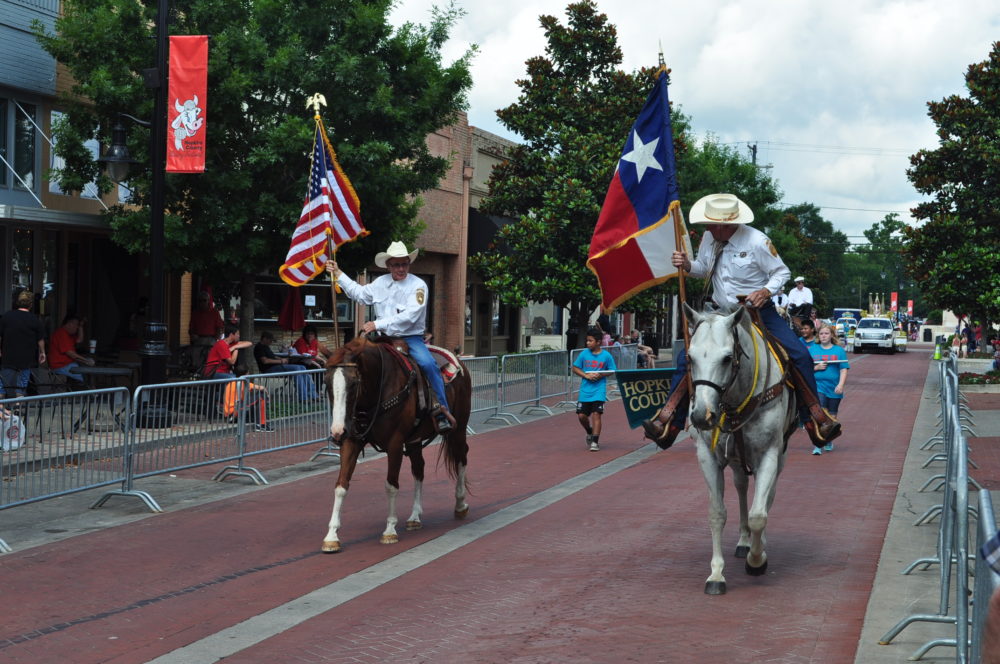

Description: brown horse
[320,334,471,553]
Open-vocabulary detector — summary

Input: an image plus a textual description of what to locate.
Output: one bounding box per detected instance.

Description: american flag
[279,125,367,286]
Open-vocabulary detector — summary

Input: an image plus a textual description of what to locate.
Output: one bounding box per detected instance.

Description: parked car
[850,317,897,354]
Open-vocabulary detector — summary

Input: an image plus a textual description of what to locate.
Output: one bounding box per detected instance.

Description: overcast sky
[389,0,1000,244]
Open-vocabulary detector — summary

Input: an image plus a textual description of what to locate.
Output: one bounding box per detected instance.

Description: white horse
[683,303,799,595]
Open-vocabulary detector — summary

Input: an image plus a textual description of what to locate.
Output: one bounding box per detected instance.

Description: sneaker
[824,443,834,452]
[812,448,822,455]
[589,440,600,452]
[253,424,275,433]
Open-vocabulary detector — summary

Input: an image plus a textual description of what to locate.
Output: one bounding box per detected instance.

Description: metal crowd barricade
[1,388,133,544]
[879,354,973,662]
[972,489,1000,662]
[462,356,504,431]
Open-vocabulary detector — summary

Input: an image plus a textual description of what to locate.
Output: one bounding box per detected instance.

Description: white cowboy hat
[688,193,754,224]
[794,276,805,282]
[374,241,419,268]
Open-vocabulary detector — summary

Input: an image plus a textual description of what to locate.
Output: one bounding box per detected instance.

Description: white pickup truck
[848,317,905,354]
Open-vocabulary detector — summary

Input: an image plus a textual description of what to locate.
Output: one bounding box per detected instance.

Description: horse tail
[437,368,471,489]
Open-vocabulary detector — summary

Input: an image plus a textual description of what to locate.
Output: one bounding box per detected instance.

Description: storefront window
[11,228,32,302]
[465,286,472,336]
[14,102,36,191]
[0,99,7,186]
[251,278,353,324]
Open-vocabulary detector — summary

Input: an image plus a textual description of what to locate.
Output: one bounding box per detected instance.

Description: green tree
[471,1,689,344]
[36,0,473,329]
[903,41,1000,326]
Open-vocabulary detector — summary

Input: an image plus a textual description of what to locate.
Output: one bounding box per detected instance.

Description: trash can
[645,332,660,356]
[923,328,932,342]
[566,328,580,350]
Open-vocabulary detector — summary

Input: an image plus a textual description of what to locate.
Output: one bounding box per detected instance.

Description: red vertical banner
[890,291,898,312]
[166,35,208,173]
[907,300,913,316]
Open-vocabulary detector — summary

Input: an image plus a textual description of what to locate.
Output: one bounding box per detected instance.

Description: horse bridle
[689,320,750,412]
[335,343,416,443]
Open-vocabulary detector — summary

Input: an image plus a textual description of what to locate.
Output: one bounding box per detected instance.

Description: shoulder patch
[766,239,779,257]
[415,288,425,305]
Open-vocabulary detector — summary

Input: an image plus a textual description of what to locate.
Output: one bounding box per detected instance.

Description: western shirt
[788,286,814,306]
[687,225,791,308]
[336,272,428,337]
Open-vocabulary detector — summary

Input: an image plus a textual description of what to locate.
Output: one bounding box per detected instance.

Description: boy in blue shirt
[572,327,617,451]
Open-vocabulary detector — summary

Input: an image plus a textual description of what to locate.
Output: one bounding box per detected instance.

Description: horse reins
[692,313,788,474]
[336,343,417,445]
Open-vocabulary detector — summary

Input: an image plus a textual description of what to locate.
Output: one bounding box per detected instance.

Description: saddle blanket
[428,344,462,384]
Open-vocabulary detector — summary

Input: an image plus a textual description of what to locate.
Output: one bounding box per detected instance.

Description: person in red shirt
[292,325,332,370]
[48,315,94,384]
[203,323,252,378]
[189,291,224,345]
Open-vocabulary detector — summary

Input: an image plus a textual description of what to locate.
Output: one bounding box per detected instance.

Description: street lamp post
[99,0,170,385]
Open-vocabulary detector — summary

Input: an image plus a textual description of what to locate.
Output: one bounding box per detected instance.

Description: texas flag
[587,69,691,313]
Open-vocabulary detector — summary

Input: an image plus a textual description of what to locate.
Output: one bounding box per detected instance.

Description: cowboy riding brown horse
[320,334,472,553]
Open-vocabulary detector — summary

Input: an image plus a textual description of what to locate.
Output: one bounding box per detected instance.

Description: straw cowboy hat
[689,193,754,225]
[374,241,419,268]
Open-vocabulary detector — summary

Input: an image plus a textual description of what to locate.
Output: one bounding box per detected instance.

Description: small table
[275,352,320,367]
[69,366,134,433]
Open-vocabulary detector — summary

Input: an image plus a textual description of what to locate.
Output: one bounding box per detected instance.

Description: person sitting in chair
[255,330,319,400]
[326,241,456,433]
[641,193,842,452]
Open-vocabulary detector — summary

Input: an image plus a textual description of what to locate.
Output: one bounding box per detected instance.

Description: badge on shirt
[766,239,779,257]
[415,289,425,305]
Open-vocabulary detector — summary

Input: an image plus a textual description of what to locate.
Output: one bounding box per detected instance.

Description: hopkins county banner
[166,35,208,173]
[615,368,676,429]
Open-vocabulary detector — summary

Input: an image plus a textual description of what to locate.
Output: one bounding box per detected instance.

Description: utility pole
[748,142,758,166]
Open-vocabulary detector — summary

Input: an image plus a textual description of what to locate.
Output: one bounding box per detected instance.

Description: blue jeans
[0,368,31,397]
[53,363,84,383]
[664,303,819,427]
[265,364,318,399]
[818,393,842,416]
[403,335,449,411]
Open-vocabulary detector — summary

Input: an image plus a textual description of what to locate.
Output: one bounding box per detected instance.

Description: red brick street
[0,346,984,663]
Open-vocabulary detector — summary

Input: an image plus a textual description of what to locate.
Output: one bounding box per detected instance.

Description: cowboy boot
[433,405,456,434]
[641,383,689,445]
[788,367,842,446]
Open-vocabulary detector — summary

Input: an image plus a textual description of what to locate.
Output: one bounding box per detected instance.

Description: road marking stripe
[148,442,658,663]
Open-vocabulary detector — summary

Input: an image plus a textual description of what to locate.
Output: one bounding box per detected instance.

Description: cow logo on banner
[171,95,203,151]
[166,35,208,173]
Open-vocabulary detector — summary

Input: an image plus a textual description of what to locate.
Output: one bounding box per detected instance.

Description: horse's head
[683,303,751,431]
[326,336,371,441]
[325,335,411,442]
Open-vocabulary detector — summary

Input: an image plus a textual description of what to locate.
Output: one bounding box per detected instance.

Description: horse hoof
[745,559,768,576]
[704,581,727,595]
[380,534,398,545]
[406,520,422,531]
[321,540,341,554]
[454,506,469,519]
[734,545,749,558]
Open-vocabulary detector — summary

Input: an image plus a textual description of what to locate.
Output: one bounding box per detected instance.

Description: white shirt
[788,285,814,306]
[772,292,788,308]
[687,225,791,308]
[336,272,428,337]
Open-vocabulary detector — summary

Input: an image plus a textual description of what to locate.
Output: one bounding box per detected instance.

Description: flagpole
[657,50,693,392]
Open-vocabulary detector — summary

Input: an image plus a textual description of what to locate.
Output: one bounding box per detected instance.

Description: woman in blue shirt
[809,324,849,454]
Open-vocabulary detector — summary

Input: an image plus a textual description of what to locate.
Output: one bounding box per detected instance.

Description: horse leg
[696,442,727,595]
[322,440,362,553]
[405,444,425,531]
[732,467,751,559]
[745,447,782,575]
[454,462,469,518]
[381,443,404,545]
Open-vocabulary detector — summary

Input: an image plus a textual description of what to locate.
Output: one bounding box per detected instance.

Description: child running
[572,327,617,451]
[809,324,849,455]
